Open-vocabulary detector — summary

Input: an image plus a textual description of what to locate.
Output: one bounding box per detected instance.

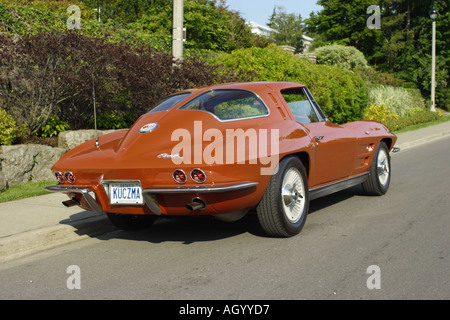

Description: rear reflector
[64,171,76,184]
[190,168,206,184]
[172,169,187,184]
[55,171,64,184]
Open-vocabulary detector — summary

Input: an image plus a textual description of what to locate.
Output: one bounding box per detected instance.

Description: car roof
[175,81,306,96]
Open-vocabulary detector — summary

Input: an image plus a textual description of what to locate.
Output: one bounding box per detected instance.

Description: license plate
[109,183,143,205]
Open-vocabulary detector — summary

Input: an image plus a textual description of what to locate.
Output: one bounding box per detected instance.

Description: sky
[223,0,323,25]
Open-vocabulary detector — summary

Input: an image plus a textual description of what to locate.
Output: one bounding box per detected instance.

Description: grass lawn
[0,181,56,203]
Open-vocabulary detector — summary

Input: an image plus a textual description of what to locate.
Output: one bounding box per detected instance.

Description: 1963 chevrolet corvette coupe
[46,82,398,237]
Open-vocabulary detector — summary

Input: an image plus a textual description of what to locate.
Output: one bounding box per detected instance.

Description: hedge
[208,45,369,124]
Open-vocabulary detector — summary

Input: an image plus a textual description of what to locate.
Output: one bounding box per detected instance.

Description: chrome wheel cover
[377,148,390,186]
[281,167,306,223]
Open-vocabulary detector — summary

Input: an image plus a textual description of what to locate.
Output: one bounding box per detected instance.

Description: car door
[280,87,356,187]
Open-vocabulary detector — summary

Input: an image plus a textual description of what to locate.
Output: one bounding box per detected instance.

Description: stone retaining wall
[0,130,118,191]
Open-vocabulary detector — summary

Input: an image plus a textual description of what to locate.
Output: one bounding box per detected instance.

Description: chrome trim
[139,122,159,134]
[143,182,258,194]
[309,173,369,201]
[45,185,103,214]
[142,193,161,216]
[177,89,271,123]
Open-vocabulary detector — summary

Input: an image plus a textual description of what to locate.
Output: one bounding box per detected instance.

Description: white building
[302,34,314,52]
[247,21,278,38]
[247,21,314,52]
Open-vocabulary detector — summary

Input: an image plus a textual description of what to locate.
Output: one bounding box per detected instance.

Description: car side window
[179,90,268,121]
[281,88,319,124]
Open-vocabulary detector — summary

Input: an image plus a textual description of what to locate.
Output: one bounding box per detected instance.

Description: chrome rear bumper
[45,181,258,216]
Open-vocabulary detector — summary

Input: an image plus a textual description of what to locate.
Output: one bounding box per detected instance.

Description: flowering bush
[363,104,399,130]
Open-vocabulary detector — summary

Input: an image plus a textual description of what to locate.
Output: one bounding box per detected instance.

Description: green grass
[0,180,56,203]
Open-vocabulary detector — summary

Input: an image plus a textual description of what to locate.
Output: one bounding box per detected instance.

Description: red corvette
[46,82,398,237]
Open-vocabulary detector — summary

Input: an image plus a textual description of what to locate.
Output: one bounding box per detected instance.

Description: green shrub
[209,45,368,124]
[357,66,417,89]
[89,114,131,130]
[395,108,442,130]
[37,115,70,138]
[363,104,442,132]
[313,44,368,71]
[0,108,18,145]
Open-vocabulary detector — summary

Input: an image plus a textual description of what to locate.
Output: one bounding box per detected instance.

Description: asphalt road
[0,137,449,300]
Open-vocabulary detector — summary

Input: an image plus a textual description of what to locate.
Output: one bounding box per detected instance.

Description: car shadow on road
[96,214,265,244]
[308,184,365,215]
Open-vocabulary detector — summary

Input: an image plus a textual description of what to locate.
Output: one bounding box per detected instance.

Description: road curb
[0,215,115,263]
[395,130,450,152]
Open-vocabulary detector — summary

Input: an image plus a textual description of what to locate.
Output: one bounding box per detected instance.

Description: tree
[268,6,304,54]
[305,0,449,110]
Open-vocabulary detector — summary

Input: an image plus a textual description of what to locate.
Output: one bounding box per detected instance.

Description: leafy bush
[395,108,442,130]
[357,66,417,89]
[313,44,368,71]
[363,104,442,132]
[368,85,426,116]
[209,45,368,124]
[0,108,18,145]
[89,114,131,130]
[36,115,70,138]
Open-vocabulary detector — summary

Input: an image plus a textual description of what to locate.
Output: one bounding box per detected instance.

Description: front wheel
[257,156,309,238]
[106,213,157,231]
[362,141,391,196]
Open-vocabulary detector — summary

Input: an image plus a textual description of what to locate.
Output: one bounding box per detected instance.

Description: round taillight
[172,169,187,184]
[55,171,64,184]
[190,168,206,184]
[64,171,76,184]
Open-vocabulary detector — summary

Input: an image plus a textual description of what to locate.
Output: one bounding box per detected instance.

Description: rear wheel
[257,156,309,237]
[362,141,391,196]
[106,213,157,231]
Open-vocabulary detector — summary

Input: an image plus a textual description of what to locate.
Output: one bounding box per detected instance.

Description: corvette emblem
[157,153,182,159]
[139,123,159,133]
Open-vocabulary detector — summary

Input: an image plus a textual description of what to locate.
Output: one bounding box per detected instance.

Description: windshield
[149,92,191,113]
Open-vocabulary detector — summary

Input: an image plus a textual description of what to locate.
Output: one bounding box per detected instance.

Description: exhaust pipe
[186,197,207,211]
[62,197,80,208]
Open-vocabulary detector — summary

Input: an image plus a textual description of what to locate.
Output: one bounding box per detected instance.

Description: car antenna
[92,74,99,148]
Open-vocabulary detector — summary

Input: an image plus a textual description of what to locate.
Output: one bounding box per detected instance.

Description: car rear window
[179,90,269,121]
[149,92,191,113]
